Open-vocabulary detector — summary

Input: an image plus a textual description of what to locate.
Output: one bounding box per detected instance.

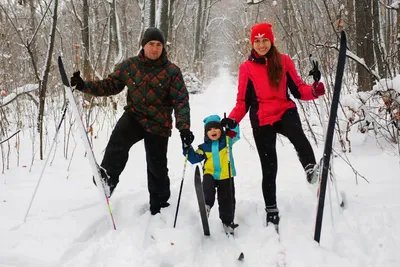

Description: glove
[308,60,321,82]
[220,118,237,129]
[312,81,325,97]
[70,71,85,90]
[226,129,237,138]
[180,129,194,150]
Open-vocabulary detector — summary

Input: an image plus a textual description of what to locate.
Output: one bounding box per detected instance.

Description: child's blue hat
[203,115,222,135]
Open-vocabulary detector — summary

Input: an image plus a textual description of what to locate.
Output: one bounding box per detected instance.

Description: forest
[0,0,399,170]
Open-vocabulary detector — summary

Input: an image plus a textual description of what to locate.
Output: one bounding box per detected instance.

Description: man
[70,27,194,215]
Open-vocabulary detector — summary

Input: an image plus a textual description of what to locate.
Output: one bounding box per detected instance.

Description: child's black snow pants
[203,174,236,224]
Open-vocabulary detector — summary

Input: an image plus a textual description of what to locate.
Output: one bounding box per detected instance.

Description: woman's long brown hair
[266,45,282,89]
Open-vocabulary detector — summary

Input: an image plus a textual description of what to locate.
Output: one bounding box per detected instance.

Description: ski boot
[305,163,320,184]
[223,222,239,235]
[266,208,280,233]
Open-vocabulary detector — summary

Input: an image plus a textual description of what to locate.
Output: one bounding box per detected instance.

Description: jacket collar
[248,49,267,65]
[138,48,168,67]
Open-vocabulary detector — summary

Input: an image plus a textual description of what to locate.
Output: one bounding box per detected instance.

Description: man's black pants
[100,112,170,213]
[203,174,236,224]
[253,108,316,210]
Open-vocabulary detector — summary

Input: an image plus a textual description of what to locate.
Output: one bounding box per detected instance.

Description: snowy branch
[314,43,381,81]
[0,84,39,108]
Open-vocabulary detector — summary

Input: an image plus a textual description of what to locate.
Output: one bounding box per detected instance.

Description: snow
[1,69,400,267]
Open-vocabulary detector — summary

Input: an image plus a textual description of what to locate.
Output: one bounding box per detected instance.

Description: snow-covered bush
[340,76,400,151]
[183,72,204,94]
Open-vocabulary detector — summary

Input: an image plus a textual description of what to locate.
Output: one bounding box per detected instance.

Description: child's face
[207,127,222,141]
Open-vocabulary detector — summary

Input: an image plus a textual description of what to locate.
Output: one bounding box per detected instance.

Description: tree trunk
[193,0,203,75]
[38,0,58,160]
[104,0,120,72]
[281,0,295,57]
[372,0,384,77]
[82,0,91,81]
[149,0,156,27]
[121,0,129,58]
[109,0,121,66]
[28,0,38,73]
[288,0,305,61]
[159,0,169,42]
[355,1,374,92]
[397,9,400,73]
[168,0,175,45]
[345,0,356,50]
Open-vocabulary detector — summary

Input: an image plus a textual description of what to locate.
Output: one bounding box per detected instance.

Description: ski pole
[224,113,235,223]
[173,151,189,228]
[224,113,232,180]
[24,99,70,222]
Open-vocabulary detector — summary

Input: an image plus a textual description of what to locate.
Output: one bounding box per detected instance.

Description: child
[185,114,240,234]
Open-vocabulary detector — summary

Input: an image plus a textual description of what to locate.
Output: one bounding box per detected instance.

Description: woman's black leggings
[253,108,316,210]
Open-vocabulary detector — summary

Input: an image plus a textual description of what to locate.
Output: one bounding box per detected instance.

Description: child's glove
[226,129,237,138]
[220,118,237,129]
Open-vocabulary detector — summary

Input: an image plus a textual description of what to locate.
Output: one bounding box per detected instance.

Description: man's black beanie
[141,27,165,47]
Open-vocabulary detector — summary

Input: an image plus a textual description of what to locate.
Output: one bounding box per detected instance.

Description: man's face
[143,40,163,60]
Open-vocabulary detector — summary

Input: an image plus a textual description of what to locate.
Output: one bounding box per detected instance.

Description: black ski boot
[266,208,280,233]
[223,222,239,235]
[305,163,319,184]
[93,166,116,198]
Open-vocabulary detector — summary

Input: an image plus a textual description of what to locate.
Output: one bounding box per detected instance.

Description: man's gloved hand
[180,129,194,150]
[70,71,85,90]
[220,118,237,129]
[312,81,325,97]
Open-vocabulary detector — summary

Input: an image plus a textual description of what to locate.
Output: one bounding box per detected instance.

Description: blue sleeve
[184,146,205,164]
[231,124,240,144]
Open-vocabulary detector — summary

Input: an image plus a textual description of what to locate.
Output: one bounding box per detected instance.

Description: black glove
[70,71,85,90]
[220,118,237,129]
[308,59,321,82]
[180,129,194,150]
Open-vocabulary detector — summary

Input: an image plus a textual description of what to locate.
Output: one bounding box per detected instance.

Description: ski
[225,234,245,261]
[194,165,210,236]
[313,31,347,243]
[58,56,117,230]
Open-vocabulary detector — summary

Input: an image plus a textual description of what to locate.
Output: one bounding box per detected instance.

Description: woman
[221,22,325,228]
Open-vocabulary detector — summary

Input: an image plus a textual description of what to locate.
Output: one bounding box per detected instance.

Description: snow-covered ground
[1,69,400,267]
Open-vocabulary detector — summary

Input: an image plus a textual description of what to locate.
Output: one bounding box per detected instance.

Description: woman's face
[253,38,272,56]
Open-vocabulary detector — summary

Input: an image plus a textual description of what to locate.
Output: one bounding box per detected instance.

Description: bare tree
[149,0,156,27]
[38,0,59,160]
[159,0,169,41]
[355,0,374,92]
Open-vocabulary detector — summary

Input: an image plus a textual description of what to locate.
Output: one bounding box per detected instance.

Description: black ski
[58,56,116,230]
[194,165,210,236]
[314,31,347,243]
